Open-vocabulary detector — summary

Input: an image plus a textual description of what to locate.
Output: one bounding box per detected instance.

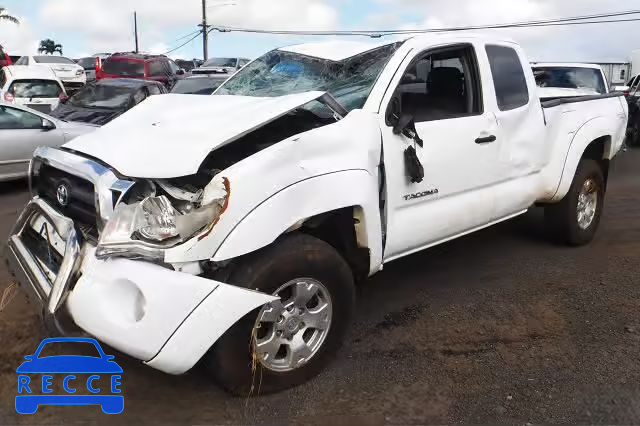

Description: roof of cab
[278,39,402,62]
[278,33,519,62]
[2,64,60,81]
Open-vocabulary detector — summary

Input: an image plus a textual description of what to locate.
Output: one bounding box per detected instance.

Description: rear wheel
[207,233,355,395]
[544,159,605,246]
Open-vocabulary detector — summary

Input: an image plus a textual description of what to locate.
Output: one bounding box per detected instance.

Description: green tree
[38,39,63,55]
[0,7,18,24]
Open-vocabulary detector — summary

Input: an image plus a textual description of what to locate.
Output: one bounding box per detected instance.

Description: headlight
[96,177,229,260]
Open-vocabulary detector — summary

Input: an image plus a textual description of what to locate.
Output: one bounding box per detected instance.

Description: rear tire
[544,159,605,246]
[207,233,355,396]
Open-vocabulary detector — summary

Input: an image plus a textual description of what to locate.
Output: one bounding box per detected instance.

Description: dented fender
[211,170,383,275]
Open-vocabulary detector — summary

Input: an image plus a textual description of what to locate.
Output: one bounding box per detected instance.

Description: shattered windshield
[215,42,402,112]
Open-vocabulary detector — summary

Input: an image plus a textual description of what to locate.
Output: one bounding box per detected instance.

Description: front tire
[207,233,355,395]
[544,159,605,246]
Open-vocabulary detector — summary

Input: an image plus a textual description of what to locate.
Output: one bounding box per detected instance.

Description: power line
[208,9,640,37]
[162,32,201,55]
[170,29,201,44]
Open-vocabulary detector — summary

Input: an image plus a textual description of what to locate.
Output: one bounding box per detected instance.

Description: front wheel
[544,159,605,246]
[207,233,356,395]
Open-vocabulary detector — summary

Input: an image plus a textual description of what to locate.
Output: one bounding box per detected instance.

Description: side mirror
[41,119,56,131]
[24,355,34,361]
[176,68,186,75]
[59,93,69,104]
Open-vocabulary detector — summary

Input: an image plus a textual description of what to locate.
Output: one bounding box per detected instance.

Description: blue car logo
[16,337,123,414]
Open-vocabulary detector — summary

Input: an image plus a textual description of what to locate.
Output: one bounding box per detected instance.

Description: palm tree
[38,39,63,55]
[0,7,18,24]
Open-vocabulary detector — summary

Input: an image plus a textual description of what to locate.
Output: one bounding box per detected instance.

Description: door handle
[475,135,497,144]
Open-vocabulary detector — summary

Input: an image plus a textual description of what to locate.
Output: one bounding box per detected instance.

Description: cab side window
[485,45,529,111]
[0,106,42,129]
[15,56,28,65]
[148,61,165,77]
[396,45,482,122]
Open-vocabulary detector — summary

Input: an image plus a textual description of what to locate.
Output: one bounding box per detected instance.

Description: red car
[0,45,12,69]
[97,53,185,89]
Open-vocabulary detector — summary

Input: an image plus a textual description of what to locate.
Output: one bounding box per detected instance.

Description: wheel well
[298,207,370,283]
[582,136,610,185]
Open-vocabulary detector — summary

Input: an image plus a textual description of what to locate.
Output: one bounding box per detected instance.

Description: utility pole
[134,11,139,53]
[200,0,209,60]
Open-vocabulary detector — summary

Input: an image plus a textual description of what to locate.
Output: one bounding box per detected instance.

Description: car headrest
[427,67,464,96]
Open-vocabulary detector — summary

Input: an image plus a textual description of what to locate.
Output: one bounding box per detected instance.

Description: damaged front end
[95,175,230,261]
[6,147,276,374]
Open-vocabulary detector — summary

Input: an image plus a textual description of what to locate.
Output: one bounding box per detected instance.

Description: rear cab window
[9,80,63,98]
[485,45,530,110]
[102,59,145,77]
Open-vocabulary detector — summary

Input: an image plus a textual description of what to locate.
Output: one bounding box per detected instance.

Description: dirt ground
[0,149,639,425]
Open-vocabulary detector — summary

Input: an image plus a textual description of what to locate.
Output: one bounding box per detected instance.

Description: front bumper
[7,196,277,374]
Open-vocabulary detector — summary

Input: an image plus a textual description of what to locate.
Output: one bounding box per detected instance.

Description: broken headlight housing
[95,176,229,260]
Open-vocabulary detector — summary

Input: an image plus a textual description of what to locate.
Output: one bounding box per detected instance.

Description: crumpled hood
[63,91,326,178]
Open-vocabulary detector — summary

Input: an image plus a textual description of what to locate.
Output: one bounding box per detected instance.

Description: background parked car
[532,63,609,95]
[192,57,250,75]
[98,53,185,89]
[51,78,167,125]
[170,75,225,95]
[0,65,65,113]
[175,59,202,73]
[625,79,640,146]
[15,55,86,93]
[613,74,640,95]
[0,102,96,181]
[76,54,111,82]
[0,45,12,69]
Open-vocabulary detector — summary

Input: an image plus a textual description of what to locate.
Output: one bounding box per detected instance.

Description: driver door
[380,43,505,261]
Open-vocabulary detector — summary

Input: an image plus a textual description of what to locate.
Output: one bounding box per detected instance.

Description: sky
[0,0,639,63]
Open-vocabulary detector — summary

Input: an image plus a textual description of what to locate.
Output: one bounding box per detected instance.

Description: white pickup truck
[7,34,628,395]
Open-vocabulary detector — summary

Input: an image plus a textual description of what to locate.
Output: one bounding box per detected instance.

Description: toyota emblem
[56,184,70,207]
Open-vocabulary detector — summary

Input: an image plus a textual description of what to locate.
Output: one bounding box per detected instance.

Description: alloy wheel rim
[577,178,598,230]
[252,278,333,372]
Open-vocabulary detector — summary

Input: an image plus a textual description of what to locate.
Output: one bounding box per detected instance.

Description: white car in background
[0,102,96,182]
[531,62,609,98]
[0,65,66,114]
[612,74,639,95]
[15,55,86,92]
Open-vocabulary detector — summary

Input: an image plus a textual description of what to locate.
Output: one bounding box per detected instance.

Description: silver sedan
[0,102,97,182]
